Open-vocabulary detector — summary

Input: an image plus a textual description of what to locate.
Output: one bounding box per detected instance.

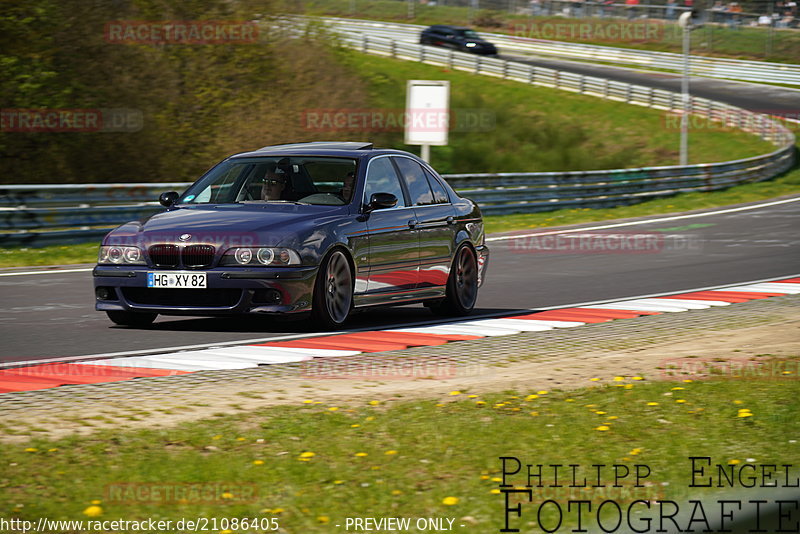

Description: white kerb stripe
[654,298,731,307]
[392,325,519,336]
[583,302,689,313]
[454,319,555,331]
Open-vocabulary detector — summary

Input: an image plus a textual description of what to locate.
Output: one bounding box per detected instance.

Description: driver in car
[262,169,287,200]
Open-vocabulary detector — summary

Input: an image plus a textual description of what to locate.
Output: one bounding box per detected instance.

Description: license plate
[147,271,207,289]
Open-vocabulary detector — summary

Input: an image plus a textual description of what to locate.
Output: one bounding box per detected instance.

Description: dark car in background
[93,142,489,328]
[419,25,498,55]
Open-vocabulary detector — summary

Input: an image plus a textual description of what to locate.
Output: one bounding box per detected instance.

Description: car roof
[428,25,473,31]
[229,142,421,160]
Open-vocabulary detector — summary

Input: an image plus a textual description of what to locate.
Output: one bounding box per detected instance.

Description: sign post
[405,80,450,163]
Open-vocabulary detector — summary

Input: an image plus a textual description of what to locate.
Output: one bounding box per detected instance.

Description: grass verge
[3,372,799,529]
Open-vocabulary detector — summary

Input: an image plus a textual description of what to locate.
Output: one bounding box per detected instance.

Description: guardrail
[321,17,800,85]
[0,31,794,247]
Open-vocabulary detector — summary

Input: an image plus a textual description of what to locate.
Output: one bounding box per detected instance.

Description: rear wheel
[312,249,354,328]
[106,310,157,327]
[429,244,478,316]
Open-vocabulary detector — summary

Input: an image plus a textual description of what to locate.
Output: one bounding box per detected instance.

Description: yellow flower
[442,496,459,506]
[334,480,344,485]
[271,508,285,514]
[676,399,686,403]
[490,489,501,494]
[391,489,403,495]
[529,411,539,416]
[220,530,233,534]
[613,376,625,382]
[565,398,574,402]
[328,407,339,412]
[236,437,246,442]
[738,412,754,418]
[537,390,548,395]
[385,450,398,455]
[632,376,644,381]
[435,403,445,407]
[221,492,234,499]
[303,400,313,404]
[253,460,264,465]
[355,452,368,457]
[475,401,486,406]
[299,451,315,458]
[585,404,597,408]
[738,408,751,412]
[647,402,659,406]
[83,505,103,517]
[491,477,502,482]
[317,516,330,524]
[607,416,619,420]
[672,387,685,391]
[468,395,478,398]
[629,448,642,455]
[365,416,375,421]
[624,384,634,389]
[525,394,539,401]
[595,425,610,431]
[733,400,743,404]
[595,411,607,415]
[590,377,601,381]
[212,434,222,440]
[48,448,59,453]
[728,459,741,465]
[24,448,38,453]
[683,379,693,383]
[480,475,490,480]
[369,400,380,406]
[449,391,462,396]
[351,424,361,428]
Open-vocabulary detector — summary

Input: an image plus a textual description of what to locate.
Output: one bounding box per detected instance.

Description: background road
[1,198,797,363]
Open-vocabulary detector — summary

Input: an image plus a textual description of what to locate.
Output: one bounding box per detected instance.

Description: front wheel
[429,244,479,316]
[312,249,354,328]
[106,310,157,327]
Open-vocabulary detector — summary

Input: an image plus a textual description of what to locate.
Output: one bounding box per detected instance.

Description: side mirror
[159,191,180,208]
[364,192,398,213]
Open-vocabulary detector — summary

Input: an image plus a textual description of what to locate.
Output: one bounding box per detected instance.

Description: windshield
[180,156,358,206]
[457,29,480,39]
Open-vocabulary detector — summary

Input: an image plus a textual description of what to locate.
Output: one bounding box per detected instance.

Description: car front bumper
[93,265,319,316]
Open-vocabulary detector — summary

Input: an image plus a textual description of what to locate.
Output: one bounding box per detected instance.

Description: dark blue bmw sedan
[93,142,489,328]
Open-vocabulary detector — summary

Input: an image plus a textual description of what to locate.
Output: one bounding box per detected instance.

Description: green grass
[296,0,800,63]
[3,373,798,529]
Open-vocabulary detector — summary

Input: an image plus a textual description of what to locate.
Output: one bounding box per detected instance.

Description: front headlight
[98,246,146,265]
[221,247,301,266]
[465,42,477,48]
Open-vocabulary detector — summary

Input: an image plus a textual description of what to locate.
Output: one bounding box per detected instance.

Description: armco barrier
[0,30,795,247]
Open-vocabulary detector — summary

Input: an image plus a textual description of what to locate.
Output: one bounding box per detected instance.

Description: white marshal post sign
[404,80,450,163]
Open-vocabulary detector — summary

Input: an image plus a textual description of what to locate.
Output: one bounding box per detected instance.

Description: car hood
[104,204,344,248]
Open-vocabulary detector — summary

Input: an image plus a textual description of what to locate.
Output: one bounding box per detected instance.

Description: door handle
[446,216,455,225]
[408,219,418,228]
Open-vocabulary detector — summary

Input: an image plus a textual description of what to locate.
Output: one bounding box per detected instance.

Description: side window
[423,167,450,204]
[394,157,433,206]
[364,157,406,207]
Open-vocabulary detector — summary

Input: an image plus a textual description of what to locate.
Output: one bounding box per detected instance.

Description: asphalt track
[1,197,798,364]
